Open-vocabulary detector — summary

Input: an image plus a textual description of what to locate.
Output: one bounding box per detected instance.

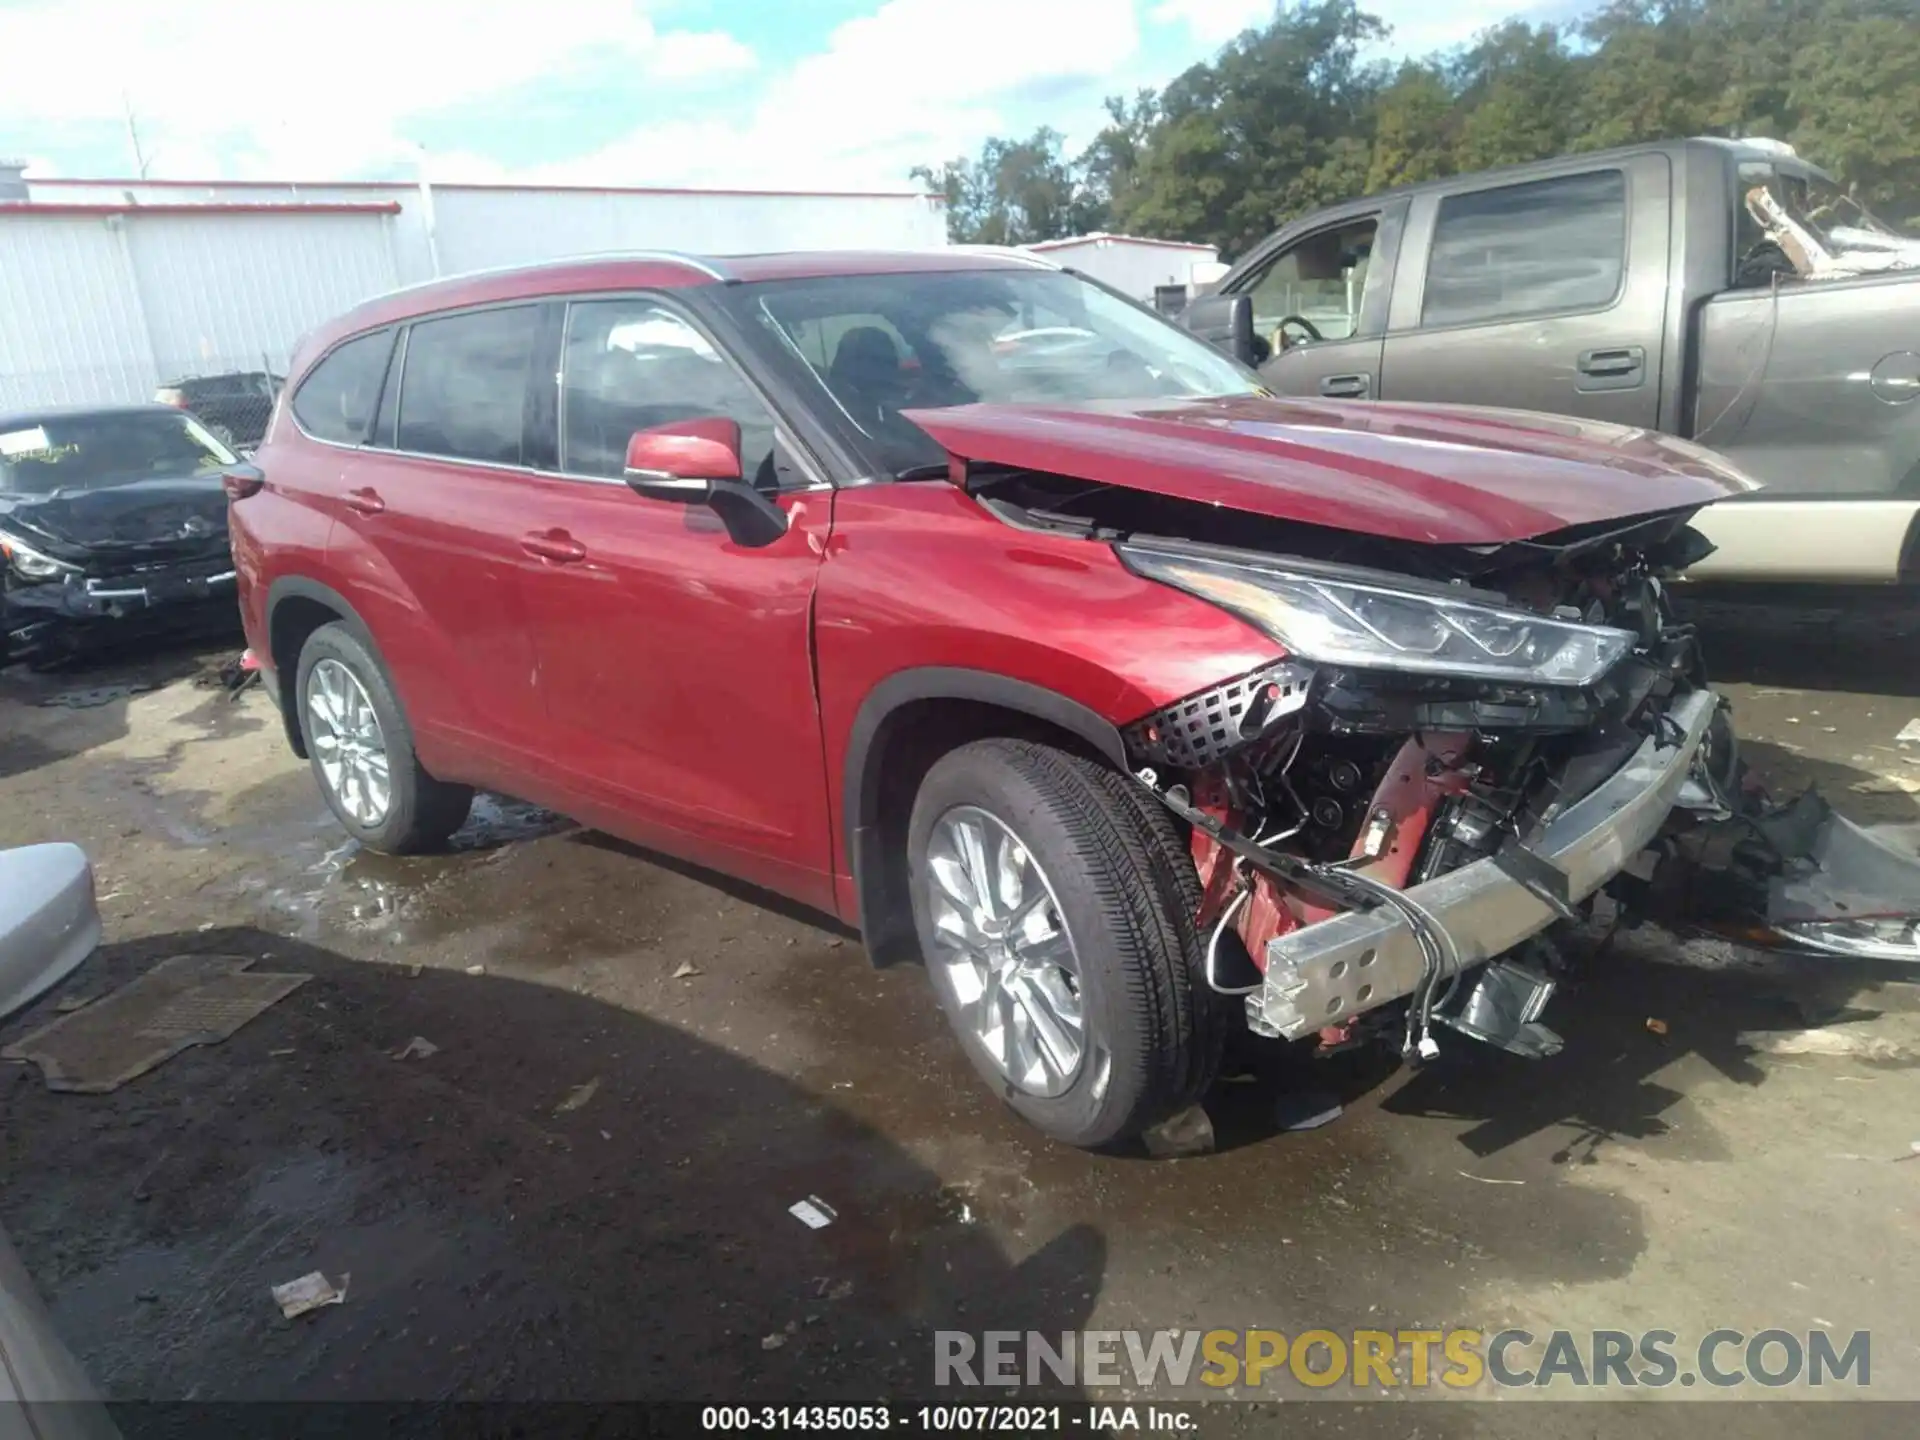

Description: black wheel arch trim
[265,576,380,757]
[842,666,1128,967]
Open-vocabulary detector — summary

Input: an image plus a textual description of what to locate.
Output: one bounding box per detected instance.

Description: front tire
[294,622,472,853]
[908,738,1219,1149]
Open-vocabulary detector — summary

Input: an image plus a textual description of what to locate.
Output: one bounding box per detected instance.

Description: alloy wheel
[306,658,391,827]
[922,805,1087,1098]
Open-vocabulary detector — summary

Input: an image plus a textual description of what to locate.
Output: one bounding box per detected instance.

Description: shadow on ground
[1381,937,1916,1165]
[0,638,242,781]
[0,929,1101,1409]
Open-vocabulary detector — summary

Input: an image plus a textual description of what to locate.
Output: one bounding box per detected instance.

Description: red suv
[230,248,1752,1148]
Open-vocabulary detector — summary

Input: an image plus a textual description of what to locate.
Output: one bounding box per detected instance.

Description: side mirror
[1180,292,1261,368]
[623,417,787,548]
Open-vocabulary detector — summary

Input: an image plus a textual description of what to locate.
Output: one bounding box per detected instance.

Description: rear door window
[290,330,394,445]
[396,306,540,465]
[1421,170,1627,328]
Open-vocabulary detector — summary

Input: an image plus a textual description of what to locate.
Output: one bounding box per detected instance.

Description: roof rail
[371,249,727,302]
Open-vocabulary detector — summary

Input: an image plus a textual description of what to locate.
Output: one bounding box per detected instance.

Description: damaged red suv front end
[907,396,1772,1062]
[244,249,1920,1151]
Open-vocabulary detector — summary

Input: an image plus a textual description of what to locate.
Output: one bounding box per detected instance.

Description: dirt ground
[3,604,1919,1435]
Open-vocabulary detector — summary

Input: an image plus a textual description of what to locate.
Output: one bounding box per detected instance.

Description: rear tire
[294,622,472,853]
[907,738,1220,1149]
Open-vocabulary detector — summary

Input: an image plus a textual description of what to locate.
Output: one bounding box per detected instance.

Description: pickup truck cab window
[1243,215,1381,353]
[1422,169,1628,328]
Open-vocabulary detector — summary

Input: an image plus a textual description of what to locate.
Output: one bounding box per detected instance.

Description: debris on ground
[1274,1092,1344,1132]
[1,954,310,1093]
[1744,1025,1916,1063]
[37,681,157,710]
[554,1077,601,1114]
[1647,1017,1670,1036]
[1141,1103,1216,1158]
[1457,1171,1527,1186]
[53,993,92,1014]
[671,961,701,979]
[761,1332,787,1350]
[788,1196,837,1229]
[464,964,485,976]
[1898,720,1920,745]
[192,650,262,699]
[270,1271,349,1319]
[393,1036,438,1060]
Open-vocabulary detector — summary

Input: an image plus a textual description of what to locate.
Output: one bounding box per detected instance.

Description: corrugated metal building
[0,173,948,412]
[1024,232,1223,312]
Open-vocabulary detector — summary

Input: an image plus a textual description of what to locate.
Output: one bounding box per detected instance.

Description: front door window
[1243,217,1380,357]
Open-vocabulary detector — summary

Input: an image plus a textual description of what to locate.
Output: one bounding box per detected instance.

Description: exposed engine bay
[975,465,1920,1062]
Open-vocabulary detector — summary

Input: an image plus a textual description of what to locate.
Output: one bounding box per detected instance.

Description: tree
[912,127,1103,244]
[1448,21,1581,170]
[1366,63,1456,192]
[913,0,1920,257]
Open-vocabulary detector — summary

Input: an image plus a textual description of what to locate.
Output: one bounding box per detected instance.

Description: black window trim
[1411,165,1633,334]
[553,287,830,492]
[287,325,399,449]
[299,296,565,483]
[386,298,547,470]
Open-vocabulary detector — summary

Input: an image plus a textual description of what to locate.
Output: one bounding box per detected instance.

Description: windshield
[733,268,1262,472]
[0,410,235,497]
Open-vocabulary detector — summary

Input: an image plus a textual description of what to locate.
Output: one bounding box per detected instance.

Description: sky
[0,0,1576,192]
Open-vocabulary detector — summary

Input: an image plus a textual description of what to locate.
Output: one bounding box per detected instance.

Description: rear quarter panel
[228,454,334,669]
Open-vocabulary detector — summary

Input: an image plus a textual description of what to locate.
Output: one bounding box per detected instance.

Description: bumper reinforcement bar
[1248,687,1720,1040]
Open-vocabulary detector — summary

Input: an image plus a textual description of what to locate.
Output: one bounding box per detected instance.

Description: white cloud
[646,29,759,80]
[0,0,755,179]
[1367,0,1565,58]
[0,0,1554,190]
[528,0,1140,190]
[1149,0,1273,45]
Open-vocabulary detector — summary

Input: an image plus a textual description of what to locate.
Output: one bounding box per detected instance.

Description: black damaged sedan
[1,405,241,668]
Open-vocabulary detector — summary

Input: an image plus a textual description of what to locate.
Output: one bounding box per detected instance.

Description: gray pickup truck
[1183,136,1920,586]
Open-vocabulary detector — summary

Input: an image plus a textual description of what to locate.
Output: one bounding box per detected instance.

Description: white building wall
[3,179,948,412]
[0,209,397,408]
[1027,236,1219,305]
[430,189,948,276]
[24,179,948,286]
[0,214,159,408]
[125,212,400,381]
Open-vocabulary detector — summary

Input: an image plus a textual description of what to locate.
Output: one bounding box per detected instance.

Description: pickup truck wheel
[294,622,472,854]
[908,738,1218,1149]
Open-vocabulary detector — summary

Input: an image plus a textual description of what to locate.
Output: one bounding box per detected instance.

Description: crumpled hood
[0,476,229,557]
[904,396,1754,545]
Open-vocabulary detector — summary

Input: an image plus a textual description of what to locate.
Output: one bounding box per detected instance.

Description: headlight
[0,532,78,582]
[1121,546,1633,687]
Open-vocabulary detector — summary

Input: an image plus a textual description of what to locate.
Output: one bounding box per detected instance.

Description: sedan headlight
[0,532,79,583]
[1121,546,1634,687]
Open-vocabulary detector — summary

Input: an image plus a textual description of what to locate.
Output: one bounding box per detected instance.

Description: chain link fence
[1,357,287,454]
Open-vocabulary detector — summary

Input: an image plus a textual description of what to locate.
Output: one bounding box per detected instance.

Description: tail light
[222,462,265,501]
[154,386,188,409]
